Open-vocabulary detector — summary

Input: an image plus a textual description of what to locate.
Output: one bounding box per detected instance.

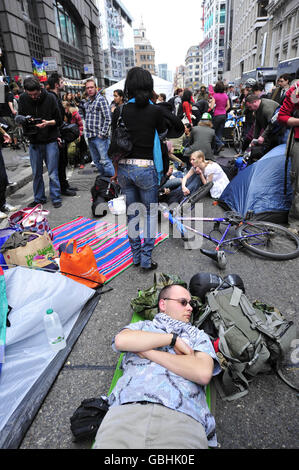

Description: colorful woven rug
[52,217,168,283]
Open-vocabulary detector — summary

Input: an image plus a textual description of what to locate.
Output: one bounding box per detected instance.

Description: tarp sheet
[219,144,293,223]
[0,267,101,449]
[104,75,174,105]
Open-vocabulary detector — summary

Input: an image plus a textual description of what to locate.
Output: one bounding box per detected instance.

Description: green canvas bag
[195,286,297,400]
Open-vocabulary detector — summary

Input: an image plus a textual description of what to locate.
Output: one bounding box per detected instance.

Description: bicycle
[223,108,245,154]
[15,125,29,153]
[160,206,299,269]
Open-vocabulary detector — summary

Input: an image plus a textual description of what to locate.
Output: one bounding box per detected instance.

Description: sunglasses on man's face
[163,298,196,308]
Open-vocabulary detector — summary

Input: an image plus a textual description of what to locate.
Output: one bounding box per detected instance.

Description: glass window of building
[53,1,80,48]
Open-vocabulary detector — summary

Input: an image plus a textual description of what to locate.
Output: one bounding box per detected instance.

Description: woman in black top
[111,67,167,270]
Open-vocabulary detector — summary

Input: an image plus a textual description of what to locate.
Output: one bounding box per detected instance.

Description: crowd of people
[0,66,298,228]
[0,64,298,449]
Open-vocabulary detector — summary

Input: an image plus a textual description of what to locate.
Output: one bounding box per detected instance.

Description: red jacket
[69,111,84,137]
[278,82,299,140]
[183,101,193,124]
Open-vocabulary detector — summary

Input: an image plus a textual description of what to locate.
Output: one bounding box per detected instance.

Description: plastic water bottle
[44,309,66,352]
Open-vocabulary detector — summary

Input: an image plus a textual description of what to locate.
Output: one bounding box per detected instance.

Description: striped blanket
[52,217,168,283]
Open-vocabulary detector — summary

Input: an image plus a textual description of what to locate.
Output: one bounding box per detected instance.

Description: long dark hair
[182,89,192,103]
[214,81,225,93]
[124,67,154,107]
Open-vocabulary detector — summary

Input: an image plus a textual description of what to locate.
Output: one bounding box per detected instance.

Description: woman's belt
[118,159,154,167]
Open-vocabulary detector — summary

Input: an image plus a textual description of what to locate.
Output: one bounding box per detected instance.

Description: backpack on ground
[91,175,121,218]
[194,285,297,401]
[70,397,109,442]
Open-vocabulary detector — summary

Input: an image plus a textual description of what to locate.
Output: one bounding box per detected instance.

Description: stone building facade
[0,0,104,86]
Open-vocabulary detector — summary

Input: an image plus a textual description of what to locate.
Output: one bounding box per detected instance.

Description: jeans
[117,164,159,268]
[29,142,61,204]
[289,139,299,229]
[166,173,202,205]
[58,143,69,192]
[213,114,226,151]
[88,137,114,177]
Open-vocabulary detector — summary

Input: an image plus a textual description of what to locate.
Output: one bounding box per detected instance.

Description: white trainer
[0,211,8,219]
[2,203,17,212]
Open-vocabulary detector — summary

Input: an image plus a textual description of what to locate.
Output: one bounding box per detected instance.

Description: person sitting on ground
[184,113,216,162]
[93,284,221,450]
[190,150,229,199]
[163,150,205,205]
[159,142,185,197]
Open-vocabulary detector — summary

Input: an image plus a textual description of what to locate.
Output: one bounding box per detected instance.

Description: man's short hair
[47,72,62,90]
[85,78,97,88]
[158,284,187,304]
[23,76,41,92]
[279,73,292,83]
[245,94,261,104]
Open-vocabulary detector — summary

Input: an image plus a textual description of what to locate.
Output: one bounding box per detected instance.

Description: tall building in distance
[201,0,227,86]
[133,19,156,74]
[97,0,135,86]
[0,0,104,86]
[185,45,202,90]
[158,63,173,82]
[174,65,187,89]
[223,0,299,87]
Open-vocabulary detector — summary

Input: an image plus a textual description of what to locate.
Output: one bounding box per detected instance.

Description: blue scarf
[128,98,163,184]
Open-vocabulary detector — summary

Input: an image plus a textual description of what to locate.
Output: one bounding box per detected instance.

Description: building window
[53,1,80,48]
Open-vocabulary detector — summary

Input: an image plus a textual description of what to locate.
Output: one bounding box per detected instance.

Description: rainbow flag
[32,58,47,82]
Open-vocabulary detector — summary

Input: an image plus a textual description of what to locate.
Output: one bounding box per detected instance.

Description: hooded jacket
[18,89,62,144]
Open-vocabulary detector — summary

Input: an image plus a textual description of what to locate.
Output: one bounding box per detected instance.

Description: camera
[22,116,43,136]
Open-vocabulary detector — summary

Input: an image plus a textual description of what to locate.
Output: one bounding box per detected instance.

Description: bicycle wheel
[233,127,243,154]
[236,221,299,260]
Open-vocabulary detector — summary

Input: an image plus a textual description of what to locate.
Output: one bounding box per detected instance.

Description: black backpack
[70,397,109,442]
[91,175,121,217]
[59,122,80,143]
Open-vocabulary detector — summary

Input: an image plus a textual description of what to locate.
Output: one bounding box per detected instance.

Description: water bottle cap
[46,309,54,315]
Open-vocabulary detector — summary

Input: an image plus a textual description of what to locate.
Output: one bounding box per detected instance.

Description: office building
[0,0,104,86]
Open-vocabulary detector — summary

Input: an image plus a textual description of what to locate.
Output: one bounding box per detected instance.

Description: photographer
[16,76,63,208]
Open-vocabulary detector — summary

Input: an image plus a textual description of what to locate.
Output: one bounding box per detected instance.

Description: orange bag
[59,240,107,289]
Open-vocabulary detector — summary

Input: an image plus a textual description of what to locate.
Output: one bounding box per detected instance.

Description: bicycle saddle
[200,249,227,269]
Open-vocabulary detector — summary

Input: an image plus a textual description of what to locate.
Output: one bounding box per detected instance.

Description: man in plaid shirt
[84,79,114,177]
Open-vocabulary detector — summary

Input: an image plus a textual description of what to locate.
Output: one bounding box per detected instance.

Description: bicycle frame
[174,215,243,252]
[163,208,268,254]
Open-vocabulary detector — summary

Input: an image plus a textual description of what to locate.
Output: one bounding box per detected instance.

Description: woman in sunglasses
[94,284,221,450]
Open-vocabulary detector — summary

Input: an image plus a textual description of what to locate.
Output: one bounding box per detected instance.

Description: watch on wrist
[170,333,178,348]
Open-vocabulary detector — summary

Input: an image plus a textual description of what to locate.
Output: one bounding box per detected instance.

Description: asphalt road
[1,146,298,450]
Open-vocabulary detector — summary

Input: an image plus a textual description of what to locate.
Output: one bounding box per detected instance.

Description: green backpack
[195,286,297,401]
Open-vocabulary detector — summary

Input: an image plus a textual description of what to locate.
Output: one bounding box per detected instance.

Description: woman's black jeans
[212,114,226,152]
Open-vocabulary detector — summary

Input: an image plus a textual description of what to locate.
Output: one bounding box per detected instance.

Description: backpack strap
[239,295,295,355]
